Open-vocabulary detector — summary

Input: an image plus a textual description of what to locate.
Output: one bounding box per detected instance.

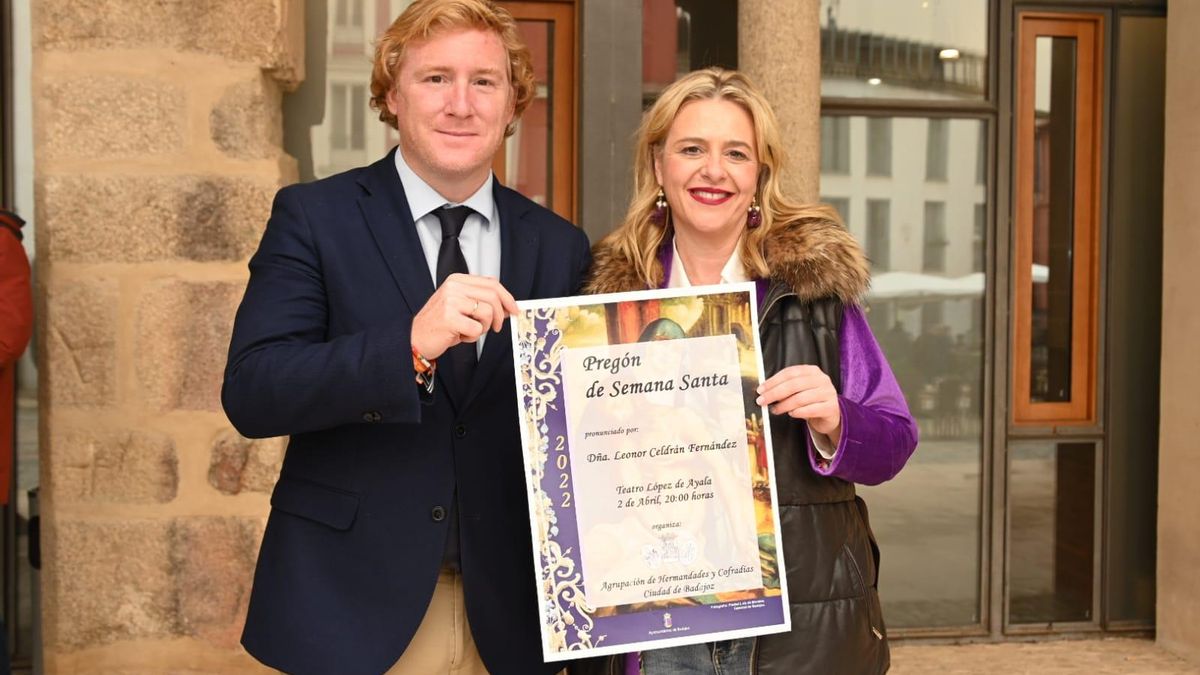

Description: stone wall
[32,1,302,671]
[738,0,821,203]
[1158,1,1200,666]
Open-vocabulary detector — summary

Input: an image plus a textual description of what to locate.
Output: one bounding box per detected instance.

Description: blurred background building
[2,0,1197,672]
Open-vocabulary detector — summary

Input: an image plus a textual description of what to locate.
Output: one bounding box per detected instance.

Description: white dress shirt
[667,239,837,459]
[666,238,751,288]
[394,148,501,356]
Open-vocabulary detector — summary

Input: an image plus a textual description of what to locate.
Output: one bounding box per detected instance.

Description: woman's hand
[756,365,842,446]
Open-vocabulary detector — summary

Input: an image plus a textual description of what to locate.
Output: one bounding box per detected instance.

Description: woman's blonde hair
[369,0,536,136]
[601,67,842,287]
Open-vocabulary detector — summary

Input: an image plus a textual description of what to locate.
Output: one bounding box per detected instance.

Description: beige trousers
[386,570,489,675]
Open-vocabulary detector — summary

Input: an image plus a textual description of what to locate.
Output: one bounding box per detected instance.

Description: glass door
[818,0,994,637]
[1004,8,1106,634]
[819,0,1164,641]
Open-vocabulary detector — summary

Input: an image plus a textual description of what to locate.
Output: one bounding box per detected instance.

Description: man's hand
[411,274,518,360]
[756,365,842,446]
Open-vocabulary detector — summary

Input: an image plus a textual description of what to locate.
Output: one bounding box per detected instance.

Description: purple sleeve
[807,304,919,485]
[625,653,640,675]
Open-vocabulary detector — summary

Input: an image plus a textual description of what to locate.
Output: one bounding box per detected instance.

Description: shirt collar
[668,237,750,287]
[393,147,496,227]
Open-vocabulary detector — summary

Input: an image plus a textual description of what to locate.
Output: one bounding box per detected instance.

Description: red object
[642,0,679,89]
[606,299,662,344]
[0,210,33,506]
[411,344,437,392]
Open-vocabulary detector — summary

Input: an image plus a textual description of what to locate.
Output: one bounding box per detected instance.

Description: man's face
[386,28,516,199]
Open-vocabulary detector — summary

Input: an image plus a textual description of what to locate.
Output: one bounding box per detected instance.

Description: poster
[511,283,790,662]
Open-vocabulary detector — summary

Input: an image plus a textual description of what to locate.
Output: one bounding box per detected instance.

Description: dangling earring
[651,188,668,225]
[747,196,763,229]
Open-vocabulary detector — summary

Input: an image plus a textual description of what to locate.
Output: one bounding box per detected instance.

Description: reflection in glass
[1009,442,1096,624]
[922,201,947,272]
[867,199,891,271]
[821,196,851,229]
[1030,36,1078,403]
[867,118,892,176]
[821,117,850,174]
[642,0,738,106]
[507,20,554,207]
[820,0,988,100]
[822,115,988,628]
[286,0,414,182]
[926,119,949,181]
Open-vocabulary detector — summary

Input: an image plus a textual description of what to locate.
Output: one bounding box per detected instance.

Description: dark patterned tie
[434,206,478,396]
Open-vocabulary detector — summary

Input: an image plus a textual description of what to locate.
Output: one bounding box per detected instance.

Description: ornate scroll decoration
[516,307,604,653]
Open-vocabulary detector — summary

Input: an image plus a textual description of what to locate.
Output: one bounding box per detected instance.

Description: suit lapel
[357,149,435,315]
[356,149,472,409]
[463,183,540,410]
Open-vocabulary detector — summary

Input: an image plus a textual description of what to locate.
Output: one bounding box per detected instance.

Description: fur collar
[584,216,870,304]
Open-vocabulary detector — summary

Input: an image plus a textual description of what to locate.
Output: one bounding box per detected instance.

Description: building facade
[1,0,1198,671]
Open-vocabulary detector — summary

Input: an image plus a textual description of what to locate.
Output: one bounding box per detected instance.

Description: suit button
[431,506,447,522]
[362,411,382,423]
[454,424,467,438]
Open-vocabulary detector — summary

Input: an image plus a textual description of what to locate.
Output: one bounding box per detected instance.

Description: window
[823,117,988,632]
[335,0,364,28]
[867,118,892,177]
[923,201,947,272]
[643,0,738,106]
[1012,13,1103,426]
[1008,441,1098,625]
[329,85,345,150]
[328,84,366,152]
[820,0,989,101]
[820,116,850,174]
[351,86,365,151]
[333,0,365,46]
[821,196,850,227]
[867,199,890,270]
[492,2,577,217]
[926,118,949,181]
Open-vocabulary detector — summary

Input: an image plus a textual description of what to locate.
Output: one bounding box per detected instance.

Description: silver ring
[471,300,479,315]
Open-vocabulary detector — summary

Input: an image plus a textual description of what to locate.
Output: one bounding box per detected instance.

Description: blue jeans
[640,638,754,675]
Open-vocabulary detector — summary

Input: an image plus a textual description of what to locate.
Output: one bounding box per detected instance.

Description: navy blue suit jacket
[223,150,591,675]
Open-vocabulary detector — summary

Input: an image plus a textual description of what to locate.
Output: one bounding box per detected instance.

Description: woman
[573,68,918,675]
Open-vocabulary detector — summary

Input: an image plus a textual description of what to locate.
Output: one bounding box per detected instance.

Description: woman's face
[654,98,760,242]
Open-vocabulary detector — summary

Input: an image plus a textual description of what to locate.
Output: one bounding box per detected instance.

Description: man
[223,2,591,673]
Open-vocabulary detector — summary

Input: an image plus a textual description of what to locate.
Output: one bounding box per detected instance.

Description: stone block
[52,519,177,649]
[48,428,178,504]
[40,75,186,160]
[211,75,283,160]
[50,517,265,650]
[35,0,300,80]
[171,516,264,647]
[135,280,245,412]
[39,174,275,263]
[208,430,285,495]
[42,278,118,407]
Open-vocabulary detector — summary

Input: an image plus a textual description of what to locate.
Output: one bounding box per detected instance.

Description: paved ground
[892,638,1200,674]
